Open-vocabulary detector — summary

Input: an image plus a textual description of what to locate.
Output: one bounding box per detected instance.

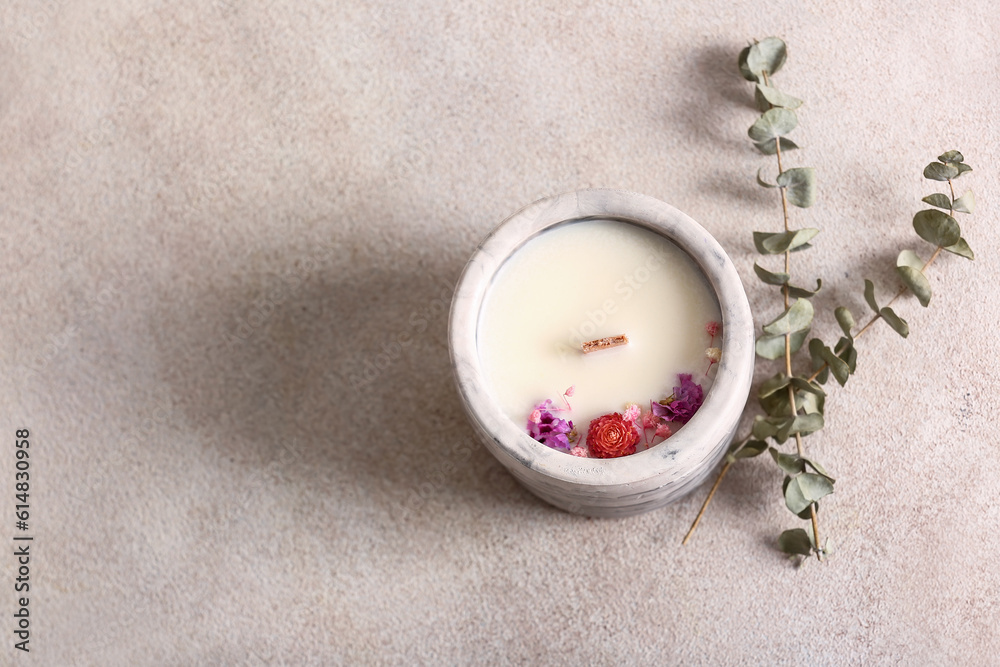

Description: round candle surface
[477,219,723,444]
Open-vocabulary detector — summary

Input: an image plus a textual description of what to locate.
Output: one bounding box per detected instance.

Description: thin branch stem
[682,460,733,545]
[806,193,950,384]
[682,435,750,544]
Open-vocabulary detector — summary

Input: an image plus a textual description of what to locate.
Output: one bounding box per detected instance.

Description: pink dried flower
[650,374,705,425]
[529,409,542,424]
[569,446,587,457]
[706,321,721,338]
[642,410,657,430]
[623,403,640,422]
[527,400,575,450]
[705,347,722,363]
[564,386,575,397]
[655,423,672,439]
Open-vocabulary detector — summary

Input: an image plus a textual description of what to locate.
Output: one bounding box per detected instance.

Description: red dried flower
[706,321,721,338]
[586,412,640,459]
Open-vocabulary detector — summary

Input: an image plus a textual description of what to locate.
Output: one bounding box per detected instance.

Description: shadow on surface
[153,209,549,531]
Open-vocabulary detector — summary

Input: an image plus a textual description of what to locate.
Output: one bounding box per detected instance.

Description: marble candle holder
[449,189,754,518]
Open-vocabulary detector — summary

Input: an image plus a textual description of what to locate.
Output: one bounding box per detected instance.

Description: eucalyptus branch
[681,37,977,564]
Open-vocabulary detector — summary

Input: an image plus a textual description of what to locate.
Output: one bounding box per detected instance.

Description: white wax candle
[477,219,722,448]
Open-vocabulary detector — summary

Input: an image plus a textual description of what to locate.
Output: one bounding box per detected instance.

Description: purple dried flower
[650,373,704,425]
[527,399,576,450]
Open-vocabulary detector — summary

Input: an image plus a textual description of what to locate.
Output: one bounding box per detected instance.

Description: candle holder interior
[449,189,754,518]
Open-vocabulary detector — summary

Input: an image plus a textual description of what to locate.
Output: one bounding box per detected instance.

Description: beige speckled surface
[2,1,998,664]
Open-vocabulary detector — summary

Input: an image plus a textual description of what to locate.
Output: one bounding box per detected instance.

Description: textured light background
[2,1,998,664]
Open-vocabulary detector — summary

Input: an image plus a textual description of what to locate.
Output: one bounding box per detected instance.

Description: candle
[449,189,754,516]
[477,218,722,456]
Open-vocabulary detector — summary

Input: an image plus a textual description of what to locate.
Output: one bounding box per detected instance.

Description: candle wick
[581,334,629,354]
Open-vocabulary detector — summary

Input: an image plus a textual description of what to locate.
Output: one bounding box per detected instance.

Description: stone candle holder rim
[449,189,755,515]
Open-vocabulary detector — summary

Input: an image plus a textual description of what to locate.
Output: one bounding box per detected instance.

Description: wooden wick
[581,334,629,354]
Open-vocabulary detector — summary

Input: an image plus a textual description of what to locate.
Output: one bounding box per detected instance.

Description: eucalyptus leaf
[778,528,814,556]
[796,505,817,521]
[748,108,798,142]
[755,329,808,360]
[864,279,879,314]
[938,150,964,163]
[755,84,803,110]
[921,193,953,210]
[944,237,975,260]
[790,377,826,396]
[953,190,975,214]
[880,306,909,338]
[737,45,758,82]
[809,337,830,385]
[784,473,834,515]
[776,167,817,208]
[809,338,850,387]
[923,161,960,181]
[756,167,778,189]
[770,448,806,475]
[786,279,822,299]
[752,416,780,440]
[760,385,822,418]
[754,137,799,155]
[753,262,789,284]
[913,209,961,247]
[835,306,854,337]
[797,389,825,416]
[804,457,835,482]
[896,250,931,307]
[745,37,787,79]
[763,299,814,335]
[753,228,820,254]
[822,536,835,556]
[758,380,826,419]
[777,413,824,442]
[896,249,924,271]
[956,163,973,176]
[767,416,797,444]
[733,440,769,459]
[759,373,791,398]
[759,389,792,418]
[834,336,858,373]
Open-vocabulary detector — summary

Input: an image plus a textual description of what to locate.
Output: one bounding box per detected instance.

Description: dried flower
[706,321,721,338]
[529,409,542,424]
[650,374,704,425]
[527,400,575,450]
[569,446,587,457]
[586,413,640,458]
[706,347,722,363]
[623,403,640,423]
[641,410,657,430]
[655,423,672,439]
[564,386,575,397]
